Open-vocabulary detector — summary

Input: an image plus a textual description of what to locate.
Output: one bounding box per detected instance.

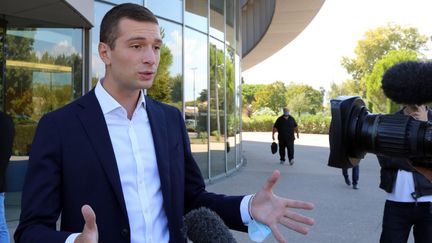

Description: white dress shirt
[387,170,432,202]
[66,81,252,243]
[67,81,168,243]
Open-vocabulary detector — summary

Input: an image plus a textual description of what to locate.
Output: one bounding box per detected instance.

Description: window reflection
[226,47,235,170]
[210,38,225,176]
[0,23,5,109]
[226,0,235,47]
[184,28,208,179]
[235,0,240,52]
[5,28,83,156]
[210,0,224,41]
[147,0,182,22]
[185,0,208,32]
[235,53,241,166]
[147,19,183,110]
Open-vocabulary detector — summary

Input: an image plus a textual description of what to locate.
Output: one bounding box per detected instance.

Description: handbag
[271,142,278,154]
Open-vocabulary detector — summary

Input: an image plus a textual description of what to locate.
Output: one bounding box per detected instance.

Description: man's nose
[141,47,157,64]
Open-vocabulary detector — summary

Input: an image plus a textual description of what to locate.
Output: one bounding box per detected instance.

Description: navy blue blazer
[14,90,246,243]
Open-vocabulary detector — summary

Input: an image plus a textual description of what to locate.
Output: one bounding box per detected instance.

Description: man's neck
[102,80,141,119]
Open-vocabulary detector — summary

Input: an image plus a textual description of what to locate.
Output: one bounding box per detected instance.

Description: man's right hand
[74,205,98,243]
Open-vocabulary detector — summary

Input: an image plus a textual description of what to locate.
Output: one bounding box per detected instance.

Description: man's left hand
[251,170,314,243]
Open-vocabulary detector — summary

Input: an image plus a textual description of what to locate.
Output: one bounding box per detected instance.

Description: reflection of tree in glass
[225,48,235,136]
[5,29,36,118]
[170,74,182,103]
[5,29,83,155]
[209,44,224,140]
[147,28,174,103]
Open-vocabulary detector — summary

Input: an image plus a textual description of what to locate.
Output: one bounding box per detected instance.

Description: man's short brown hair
[100,3,159,49]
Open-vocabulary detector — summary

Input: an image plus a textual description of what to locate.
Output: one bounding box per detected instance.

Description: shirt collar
[95,80,146,115]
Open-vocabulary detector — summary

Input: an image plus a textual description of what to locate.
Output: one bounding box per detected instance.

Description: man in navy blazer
[15,3,314,243]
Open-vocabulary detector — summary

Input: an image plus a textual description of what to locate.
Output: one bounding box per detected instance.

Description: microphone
[381,60,432,105]
[182,207,237,243]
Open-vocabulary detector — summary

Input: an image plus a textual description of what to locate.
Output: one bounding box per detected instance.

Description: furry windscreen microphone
[381,60,432,105]
[182,207,236,243]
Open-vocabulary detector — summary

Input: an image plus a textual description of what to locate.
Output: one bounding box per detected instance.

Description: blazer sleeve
[14,114,72,243]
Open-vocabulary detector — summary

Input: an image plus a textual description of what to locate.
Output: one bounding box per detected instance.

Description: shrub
[296,114,331,134]
[242,115,277,131]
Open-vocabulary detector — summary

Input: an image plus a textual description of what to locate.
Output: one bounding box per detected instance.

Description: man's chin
[137,80,153,90]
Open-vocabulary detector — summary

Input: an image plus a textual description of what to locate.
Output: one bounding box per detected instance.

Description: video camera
[328,60,432,169]
[327,96,432,169]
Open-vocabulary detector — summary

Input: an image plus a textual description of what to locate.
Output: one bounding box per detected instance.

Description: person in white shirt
[377,104,432,243]
[14,3,314,243]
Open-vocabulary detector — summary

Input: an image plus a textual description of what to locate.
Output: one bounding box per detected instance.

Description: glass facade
[2,28,83,156]
[1,0,242,183]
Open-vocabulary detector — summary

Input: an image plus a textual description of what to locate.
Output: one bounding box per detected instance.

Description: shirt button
[121,228,129,238]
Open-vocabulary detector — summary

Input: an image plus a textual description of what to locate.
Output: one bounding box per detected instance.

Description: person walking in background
[342,165,360,189]
[272,107,299,165]
[377,104,432,243]
[0,110,15,243]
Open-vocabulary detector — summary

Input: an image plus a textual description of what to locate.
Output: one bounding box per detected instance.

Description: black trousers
[278,139,294,161]
[380,200,432,243]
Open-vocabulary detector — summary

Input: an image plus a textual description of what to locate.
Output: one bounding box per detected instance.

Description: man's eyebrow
[126,36,163,44]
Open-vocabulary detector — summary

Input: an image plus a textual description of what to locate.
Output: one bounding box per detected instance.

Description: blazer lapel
[75,90,128,218]
[145,97,172,211]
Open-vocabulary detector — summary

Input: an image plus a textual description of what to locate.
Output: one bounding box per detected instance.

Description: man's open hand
[251,170,315,243]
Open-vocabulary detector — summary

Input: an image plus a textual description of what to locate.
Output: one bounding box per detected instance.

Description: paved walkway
[208,132,414,243]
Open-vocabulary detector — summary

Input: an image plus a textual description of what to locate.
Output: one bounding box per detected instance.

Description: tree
[242,84,265,104]
[341,23,428,97]
[147,28,174,103]
[170,74,183,103]
[286,83,323,115]
[327,79,361,100]
[287,93,310,117]
[252,81,286,114]
[365,49,417,113]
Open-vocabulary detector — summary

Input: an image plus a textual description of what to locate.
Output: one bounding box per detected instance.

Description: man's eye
[154,45,161,50]
[131,45,141,49]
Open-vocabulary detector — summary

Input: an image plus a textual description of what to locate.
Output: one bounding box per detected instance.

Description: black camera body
[328,96,432,169]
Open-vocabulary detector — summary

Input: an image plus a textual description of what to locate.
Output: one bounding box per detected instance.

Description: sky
[241,0,432,91]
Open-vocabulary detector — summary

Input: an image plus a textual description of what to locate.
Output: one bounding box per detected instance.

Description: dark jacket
[273,115,298,141]
[377,108,432,199]
[0,111,15,192]
[14,90,246,243]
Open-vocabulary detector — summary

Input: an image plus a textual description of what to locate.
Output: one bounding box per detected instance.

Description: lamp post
[214,63,223,142]
[190,67,198,129]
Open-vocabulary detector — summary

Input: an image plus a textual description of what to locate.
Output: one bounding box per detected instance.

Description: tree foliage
[286,83,323,115]
[365,49,417,113]
[327,79,361,101]
[242,84,266,104]
[170,74,183,103]
[252,81,286,113]
[147,40,173,102]
[341,23,428,97]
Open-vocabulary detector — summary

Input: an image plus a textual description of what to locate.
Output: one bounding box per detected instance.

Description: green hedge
[296,114,331,134]
[242,115,275,132]
[242,114,331,134]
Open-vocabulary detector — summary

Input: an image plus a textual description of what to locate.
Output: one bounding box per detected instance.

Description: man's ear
[98,42,111,65]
